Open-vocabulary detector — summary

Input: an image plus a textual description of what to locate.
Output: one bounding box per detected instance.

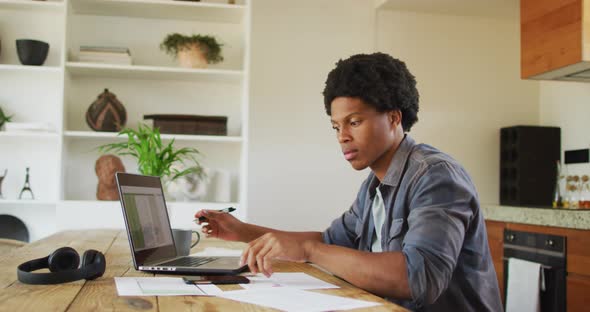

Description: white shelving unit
[0,0,250,242]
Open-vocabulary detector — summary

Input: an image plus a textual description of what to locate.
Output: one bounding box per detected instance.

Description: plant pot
[16,39,49,66]
[177,44,208,69]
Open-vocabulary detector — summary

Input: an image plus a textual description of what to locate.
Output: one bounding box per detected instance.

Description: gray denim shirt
[322,135,502,311]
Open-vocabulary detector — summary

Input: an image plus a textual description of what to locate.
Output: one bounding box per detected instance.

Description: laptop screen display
[120,185,173,251]
[116,173,177,267]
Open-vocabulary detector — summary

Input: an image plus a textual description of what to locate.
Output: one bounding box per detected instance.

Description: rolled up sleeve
[402,162,475,308]
[322,179,369,248]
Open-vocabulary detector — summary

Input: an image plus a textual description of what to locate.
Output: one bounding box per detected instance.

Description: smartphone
[182,275,250,285]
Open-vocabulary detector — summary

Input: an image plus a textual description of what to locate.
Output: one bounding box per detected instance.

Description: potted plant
[160,33,224,69]
[0,106,12,130]
[98,124,204,182]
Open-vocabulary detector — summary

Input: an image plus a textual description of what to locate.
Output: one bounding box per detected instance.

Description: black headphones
[17,247,106,285]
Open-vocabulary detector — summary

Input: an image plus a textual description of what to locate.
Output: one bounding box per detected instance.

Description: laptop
[115,172,247,275]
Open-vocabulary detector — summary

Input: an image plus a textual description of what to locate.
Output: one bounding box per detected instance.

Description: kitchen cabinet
[520,0,590,81]
[567,274,590,309]
[485,220,590,311]
[486,220,505,302]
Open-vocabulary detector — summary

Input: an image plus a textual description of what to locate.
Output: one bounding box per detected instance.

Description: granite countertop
[482,205,590,230]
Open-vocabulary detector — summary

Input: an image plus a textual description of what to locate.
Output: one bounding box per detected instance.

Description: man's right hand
[194,209,245,242]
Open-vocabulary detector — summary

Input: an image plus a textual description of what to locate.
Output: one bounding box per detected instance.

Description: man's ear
[389,110,402,126]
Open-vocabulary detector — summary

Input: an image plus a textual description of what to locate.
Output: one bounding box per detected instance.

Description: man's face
[330,97,399,172]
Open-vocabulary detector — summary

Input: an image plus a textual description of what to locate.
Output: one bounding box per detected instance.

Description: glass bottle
[570,175,580,209]
[580,175,590,209]
[552,161,563,208]
[562,168,571,208]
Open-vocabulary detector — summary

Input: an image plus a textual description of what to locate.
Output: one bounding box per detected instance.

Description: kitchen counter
[482,205,590,230]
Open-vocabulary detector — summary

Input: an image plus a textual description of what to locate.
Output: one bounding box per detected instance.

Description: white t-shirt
[371,187,386,252]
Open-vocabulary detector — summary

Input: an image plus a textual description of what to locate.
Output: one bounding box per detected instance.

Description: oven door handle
[502,257,553,269]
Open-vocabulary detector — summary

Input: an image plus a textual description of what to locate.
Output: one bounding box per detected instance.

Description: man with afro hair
[196,53,502,311]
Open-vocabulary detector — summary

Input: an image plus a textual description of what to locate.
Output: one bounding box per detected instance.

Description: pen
[194,207,236,222]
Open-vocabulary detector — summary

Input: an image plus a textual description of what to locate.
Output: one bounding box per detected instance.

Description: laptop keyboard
[158,256,217,267]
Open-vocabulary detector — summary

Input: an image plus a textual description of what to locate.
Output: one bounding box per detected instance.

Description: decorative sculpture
[86,89,127,132]
[95,154,125,200]
[18,167,34,200]
[166,165,211,202]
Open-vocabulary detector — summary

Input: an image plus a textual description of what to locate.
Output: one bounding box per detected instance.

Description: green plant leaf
[160,33,224,64]
[97,123,204,181]
[0,107,13,128]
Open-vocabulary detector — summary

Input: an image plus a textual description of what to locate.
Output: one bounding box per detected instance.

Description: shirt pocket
[386,218,405,251]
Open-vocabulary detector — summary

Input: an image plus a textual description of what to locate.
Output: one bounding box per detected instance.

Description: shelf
[60,200,237,210]
[0,0,64,11]
[0,64,62,73]
[0,131,59,139]
[57,200,238,229]
[66,62,243,82]
[169,201,238,210]
[64,131,243,143]
[0,199,56,206]
[70,0,246,23]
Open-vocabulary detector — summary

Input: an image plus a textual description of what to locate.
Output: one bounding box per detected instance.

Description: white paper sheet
[190,247,243,257]
[115,277,220,296]
[242,272,339,290]
[218,287,380,312]
[198,284,225,296]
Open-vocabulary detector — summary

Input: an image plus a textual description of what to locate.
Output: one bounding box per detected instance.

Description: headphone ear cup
[48,247,80,272]
[81,249,106,280]
[81,249,97,267]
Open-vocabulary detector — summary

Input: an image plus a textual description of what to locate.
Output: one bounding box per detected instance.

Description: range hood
[527,60,590,82]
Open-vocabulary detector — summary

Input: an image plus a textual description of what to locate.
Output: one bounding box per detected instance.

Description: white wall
[248,0,374,230]
[375,10,539,205]
[247,3,541,230]
[539,81,590,176]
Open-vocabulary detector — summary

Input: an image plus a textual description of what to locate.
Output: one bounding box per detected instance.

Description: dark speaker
[500,126,560,207]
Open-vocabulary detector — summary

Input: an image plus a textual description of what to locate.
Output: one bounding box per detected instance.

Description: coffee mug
[172,229,201,256]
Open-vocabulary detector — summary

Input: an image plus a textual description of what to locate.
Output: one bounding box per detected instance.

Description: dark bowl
[16,39,49,66]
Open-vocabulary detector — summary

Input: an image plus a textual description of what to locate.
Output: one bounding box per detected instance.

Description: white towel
[505,258,541,312]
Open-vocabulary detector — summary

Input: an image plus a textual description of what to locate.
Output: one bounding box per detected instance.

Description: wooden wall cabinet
[521,0,590,81]
[485,220,590,311]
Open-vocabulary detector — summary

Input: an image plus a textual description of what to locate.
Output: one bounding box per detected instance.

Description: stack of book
[78,46,132,65]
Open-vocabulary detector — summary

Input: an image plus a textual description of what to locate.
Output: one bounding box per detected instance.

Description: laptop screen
[120,185,173,251]
[116,173,177,267]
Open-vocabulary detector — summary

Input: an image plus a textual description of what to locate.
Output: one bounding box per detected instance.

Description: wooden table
[0,230,407,311]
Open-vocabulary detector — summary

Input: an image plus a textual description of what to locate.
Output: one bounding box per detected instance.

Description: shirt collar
[368,134,416,190]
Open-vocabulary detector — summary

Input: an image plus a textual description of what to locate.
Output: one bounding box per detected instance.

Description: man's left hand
[240,232,314,277]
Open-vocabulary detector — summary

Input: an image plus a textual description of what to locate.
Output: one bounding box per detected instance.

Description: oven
[503,229,566,312]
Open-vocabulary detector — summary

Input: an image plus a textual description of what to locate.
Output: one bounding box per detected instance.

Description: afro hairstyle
[322,52,419,132]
